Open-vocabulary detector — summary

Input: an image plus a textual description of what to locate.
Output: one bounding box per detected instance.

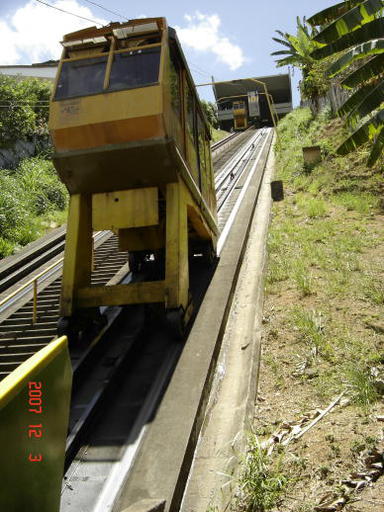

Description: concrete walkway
[180,139,276,511]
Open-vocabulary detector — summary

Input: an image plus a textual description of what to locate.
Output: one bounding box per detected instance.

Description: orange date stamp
[27,381,43,462]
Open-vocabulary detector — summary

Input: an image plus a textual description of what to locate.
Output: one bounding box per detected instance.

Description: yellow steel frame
[61,180,193,317]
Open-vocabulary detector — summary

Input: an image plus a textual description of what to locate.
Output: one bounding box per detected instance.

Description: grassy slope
[211,127,230,142]
[234,108,384,511]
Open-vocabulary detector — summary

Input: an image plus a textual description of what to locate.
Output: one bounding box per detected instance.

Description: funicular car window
[108,47,161,91]
[55,56,108,100]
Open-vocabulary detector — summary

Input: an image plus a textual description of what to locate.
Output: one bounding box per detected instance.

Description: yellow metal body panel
[49,86,163,132]
[52,114,165,152]
[0,337,72,512]
[93,188,159,230]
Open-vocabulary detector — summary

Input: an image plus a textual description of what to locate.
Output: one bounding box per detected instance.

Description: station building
[0,60,58,82]
[213,74,292,130]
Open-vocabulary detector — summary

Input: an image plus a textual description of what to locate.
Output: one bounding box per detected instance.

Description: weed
[333,192,379,215]
[0,157,68,258]
[350,436,376,456]
[294,505,316,512]
[330,443,341,458]
[293,263,314,297]
[345,365,379,407]
[267,256,290,284]
[305,198,328,218]
[317,465,331,479]
[264,355,285,390]
[290,307,326,351]
[363,277,384,305]
[237,434,288,511]
[0,237,14,258]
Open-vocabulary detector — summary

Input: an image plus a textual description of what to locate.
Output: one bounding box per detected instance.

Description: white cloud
[175,12,245,71]
[0,0,106,65]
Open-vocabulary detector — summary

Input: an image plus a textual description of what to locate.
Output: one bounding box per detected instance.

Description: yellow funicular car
[49,17,218,337]
[233,100,248,130]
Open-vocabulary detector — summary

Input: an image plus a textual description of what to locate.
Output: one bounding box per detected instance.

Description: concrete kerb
[114,131,274,512]
[180,135,276,511]
[121,499,166,512]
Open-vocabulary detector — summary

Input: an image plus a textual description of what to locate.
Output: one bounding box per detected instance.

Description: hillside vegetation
[0,76,68,258]
[235,107,384,512]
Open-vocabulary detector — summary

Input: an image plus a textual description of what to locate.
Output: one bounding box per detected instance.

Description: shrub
[0,157,68,257]
[0,173,28,238]
[16,157,68,214]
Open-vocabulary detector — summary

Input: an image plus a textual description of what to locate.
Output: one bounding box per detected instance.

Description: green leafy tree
[0,76,51,145]
[308,0,384,166]
[200,99,218,128]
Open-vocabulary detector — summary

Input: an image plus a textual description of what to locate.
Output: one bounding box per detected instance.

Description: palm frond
[274,56,301,67]
[337,107,384,154]
[349,80,384,123]
[312,18,384,59]
[338,82,378,117]
[308,1,365,26]
[272,37,292,48]
[271,50,293,56]
[342,54,384,87]
[368,125,384,164]
[327,38,384,76]
[313,0,383,44]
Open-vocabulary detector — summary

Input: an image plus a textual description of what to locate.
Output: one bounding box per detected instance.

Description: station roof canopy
[213,74,292,104]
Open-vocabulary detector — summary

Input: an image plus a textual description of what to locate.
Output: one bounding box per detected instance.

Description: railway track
[210,131,239,152]
[0,128,274,511]
[0,226,66,295]
[213,126,257,173]
[0,232,127,379]
[59,128,274,511]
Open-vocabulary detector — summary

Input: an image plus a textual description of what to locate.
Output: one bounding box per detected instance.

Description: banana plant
[271,17,317,71]
[308,0,384,166]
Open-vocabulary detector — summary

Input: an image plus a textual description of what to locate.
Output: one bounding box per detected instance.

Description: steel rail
[211,131,239,152]
[215,129,262,191]
[0,227,66,293]
[216,130,267,212]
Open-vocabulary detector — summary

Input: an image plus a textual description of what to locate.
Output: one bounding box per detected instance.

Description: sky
[0,0,339,106]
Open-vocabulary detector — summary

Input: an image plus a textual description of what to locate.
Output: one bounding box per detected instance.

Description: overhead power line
[81,0,128,21]
[34,0,104,26]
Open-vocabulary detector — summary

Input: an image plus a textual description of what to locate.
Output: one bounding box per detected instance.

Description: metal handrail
[0,230,105,325]
[0,257,64,324]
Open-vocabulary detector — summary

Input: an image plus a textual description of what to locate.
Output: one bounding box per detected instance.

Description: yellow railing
[0,231,103,325]
[0,257,64,325]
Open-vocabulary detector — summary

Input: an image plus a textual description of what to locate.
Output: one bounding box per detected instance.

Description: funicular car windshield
[55,43,161,100]
[55,56,108,100]
[108,47,161,92]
